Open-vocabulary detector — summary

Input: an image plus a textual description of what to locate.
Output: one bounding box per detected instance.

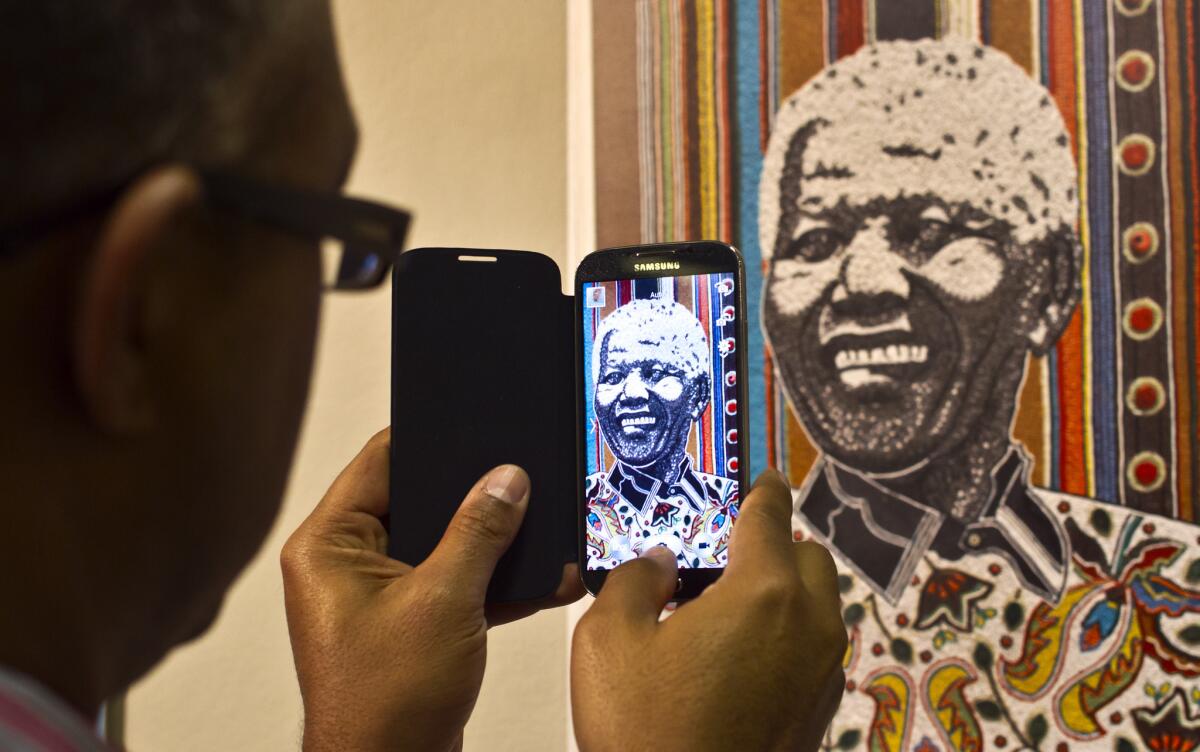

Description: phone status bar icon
[585,286,606,309]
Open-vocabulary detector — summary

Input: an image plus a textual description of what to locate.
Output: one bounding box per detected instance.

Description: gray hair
[759,38,1078,255]
[592,299,712,385]
[2,0,312,226]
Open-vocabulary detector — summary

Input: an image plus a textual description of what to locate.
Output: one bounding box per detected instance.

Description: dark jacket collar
[607,455,710,514]
[796,447,1070,605]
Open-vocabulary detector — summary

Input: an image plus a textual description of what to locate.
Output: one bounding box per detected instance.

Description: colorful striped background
[582,273,740,480]
[592,0,1200,519]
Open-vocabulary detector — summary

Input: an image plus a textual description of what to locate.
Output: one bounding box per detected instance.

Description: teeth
[621,415,656,426]
[834,344,928,369]
[841,368,884,387]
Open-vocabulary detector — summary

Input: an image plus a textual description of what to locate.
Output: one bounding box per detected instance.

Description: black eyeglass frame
[1,169,412,291]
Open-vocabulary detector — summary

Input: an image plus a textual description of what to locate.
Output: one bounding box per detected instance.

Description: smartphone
[576,241,749,599]
[391,248,575,603]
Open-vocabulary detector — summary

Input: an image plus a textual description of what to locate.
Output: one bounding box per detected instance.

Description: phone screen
[580,272,741,572]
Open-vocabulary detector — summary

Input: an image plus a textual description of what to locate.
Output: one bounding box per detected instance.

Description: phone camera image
[581,272,741,572]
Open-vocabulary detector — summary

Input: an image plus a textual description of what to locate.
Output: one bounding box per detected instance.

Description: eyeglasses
[0,169,412,291]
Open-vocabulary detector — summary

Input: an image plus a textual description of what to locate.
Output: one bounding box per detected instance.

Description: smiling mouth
[833,344,928,369]
[621,415,657,430]
[823,334,933,389]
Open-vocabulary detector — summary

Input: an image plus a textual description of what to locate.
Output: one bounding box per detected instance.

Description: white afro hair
[592,299,711,385]
[759,37,1079,255]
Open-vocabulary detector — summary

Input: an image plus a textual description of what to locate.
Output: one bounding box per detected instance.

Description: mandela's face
[763,128,1050,474]
[595,328,704,469]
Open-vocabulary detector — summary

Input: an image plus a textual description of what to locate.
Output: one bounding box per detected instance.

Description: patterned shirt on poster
[795,447,1200,751]
[585,455,739,569]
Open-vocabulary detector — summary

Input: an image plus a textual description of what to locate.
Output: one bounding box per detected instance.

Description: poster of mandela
[589,1,1200,750]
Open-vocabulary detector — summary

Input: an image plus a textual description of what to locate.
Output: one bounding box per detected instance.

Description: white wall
[126,2,569,749]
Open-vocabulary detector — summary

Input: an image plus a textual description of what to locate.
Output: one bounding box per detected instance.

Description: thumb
[418,465,530,601]
[588,547,679,632]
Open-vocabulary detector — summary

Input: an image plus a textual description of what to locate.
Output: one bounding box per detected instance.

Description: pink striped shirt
[0,668,108,751]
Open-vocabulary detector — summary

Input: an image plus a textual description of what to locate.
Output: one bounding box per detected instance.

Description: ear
[75,166,202,434]
[1025,226,1082,357]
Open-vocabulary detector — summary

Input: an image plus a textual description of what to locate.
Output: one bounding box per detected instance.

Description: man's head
[2,0,355,709]
[760,38,1080,475]
[593,300,711,470]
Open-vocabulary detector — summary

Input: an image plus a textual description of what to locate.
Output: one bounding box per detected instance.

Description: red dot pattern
[1134,384,1159,411]
[1122,57,1148,85]
[1122,141,1150,170]
[1128,452,1167,493]
[1129,229,1152,254]
[1123,223,1159,265]
[1124,299,1162,341]
[1129,305,1155,332]
[1114,38,1165,499]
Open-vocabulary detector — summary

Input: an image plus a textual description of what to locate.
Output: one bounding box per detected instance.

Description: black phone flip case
[390,248,578,603]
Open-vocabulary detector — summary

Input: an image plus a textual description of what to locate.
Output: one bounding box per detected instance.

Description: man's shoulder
[691,468,733,487]
[1029,485,1103,507]
[690,469,738,502]
[585,472,616,505]
[1030,485,1199,534]
[0,667,109,751]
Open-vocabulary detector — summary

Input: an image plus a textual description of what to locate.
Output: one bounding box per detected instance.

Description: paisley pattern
[863,669,913,752]
[584,457,738,569]
[922,661,983,752]
[807,492,1200,750]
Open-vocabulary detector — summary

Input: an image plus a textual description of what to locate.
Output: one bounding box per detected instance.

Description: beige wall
[126,2,569,749]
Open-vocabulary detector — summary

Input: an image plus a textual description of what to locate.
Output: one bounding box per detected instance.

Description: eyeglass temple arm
[199,170,409,261]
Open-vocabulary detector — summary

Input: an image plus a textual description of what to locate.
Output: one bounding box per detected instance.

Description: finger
[794,540,840,607]
[586,547,678,632]
[557,564,585,600]
[725,469,796,576]
[485,564,587,627]
[418,465,530,602]
[313,427,392,519]
[282,428,392,572]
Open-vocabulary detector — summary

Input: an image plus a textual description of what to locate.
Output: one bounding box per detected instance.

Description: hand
[281,428,584,752]
[571,470,846,752]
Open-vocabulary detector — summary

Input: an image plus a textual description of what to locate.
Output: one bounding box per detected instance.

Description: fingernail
[485,465,528,504]
[641,545,677,571]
